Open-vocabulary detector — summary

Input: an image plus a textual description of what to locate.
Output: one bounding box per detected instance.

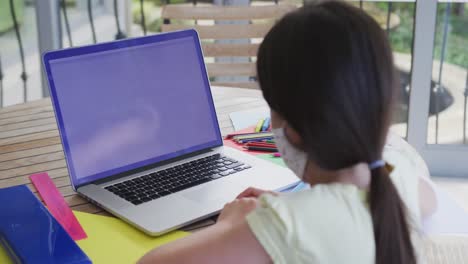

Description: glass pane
[344,1,416,139]
[0,0,40,106]
[427,1,467,144]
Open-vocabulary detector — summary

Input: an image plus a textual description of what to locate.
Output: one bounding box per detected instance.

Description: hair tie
[369,160,386,170]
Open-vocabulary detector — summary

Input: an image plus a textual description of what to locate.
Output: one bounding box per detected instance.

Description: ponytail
[369,165,416,264]
[256,2,417,262]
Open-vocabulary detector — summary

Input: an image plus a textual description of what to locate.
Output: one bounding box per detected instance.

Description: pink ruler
[30,172,87,241]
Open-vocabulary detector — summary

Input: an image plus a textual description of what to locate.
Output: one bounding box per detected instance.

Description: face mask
[272,127,308,179]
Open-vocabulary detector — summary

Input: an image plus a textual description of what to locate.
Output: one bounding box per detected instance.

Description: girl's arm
[404,135,437,219]
[138,198,271,264]
[419,176,437,219]
[387,132,437,219]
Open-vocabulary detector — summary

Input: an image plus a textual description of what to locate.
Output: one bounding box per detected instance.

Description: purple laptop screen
[47,35,221,187]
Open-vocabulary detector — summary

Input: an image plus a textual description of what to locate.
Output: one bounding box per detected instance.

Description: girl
[139,1,436,263]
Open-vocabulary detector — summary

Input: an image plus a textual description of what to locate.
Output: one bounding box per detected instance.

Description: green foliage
[148,18,163,32]
[433,12,468,68]
[130,0,467,67]
[132,0,187,32]
[374,2,466,68]
[132,0,156,24]
[0,0,24,33]
[137,0,186,6]
[388,7,415,55]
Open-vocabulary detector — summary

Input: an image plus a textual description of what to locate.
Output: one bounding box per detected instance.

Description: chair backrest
[161,3,296,89]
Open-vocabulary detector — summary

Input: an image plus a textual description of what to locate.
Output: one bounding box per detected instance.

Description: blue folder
[0,185,91,264]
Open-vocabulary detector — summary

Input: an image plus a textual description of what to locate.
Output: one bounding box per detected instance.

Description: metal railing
[1,0,466,145]
[1,0,132,103]
[431,2,467,145]
[434,2,451,144]
[8,0,28,104]
[59,0,128,45]
[88,0,98,43]
[61,0,73,46]
[464,75,468,143]
[0,54,3,108]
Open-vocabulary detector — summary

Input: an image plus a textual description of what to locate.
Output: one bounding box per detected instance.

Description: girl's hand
[218,198,258,226]
[139,197,271,264]
[236,187,278,199]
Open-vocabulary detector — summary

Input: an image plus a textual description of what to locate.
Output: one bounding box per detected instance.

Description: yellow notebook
[0,211,188,264]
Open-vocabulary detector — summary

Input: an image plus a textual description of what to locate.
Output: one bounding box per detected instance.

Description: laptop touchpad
[183,181,241,205]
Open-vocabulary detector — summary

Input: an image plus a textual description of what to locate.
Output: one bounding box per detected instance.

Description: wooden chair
[161,2,296,89]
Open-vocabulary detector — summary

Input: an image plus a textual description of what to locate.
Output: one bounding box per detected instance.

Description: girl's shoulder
[246,186,376,264]
[259,183,371,226]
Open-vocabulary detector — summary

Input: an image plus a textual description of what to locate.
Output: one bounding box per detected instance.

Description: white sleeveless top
[246,135,424,263]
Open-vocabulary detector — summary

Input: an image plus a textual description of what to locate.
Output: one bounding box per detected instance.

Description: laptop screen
[44,30,222,188]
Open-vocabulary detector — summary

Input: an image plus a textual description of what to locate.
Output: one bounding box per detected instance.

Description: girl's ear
[284,125,304,148]
[270,110,286,129]
[271,109,304,147]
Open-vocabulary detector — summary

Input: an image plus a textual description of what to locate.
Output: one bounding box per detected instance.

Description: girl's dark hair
[257,1,415,264]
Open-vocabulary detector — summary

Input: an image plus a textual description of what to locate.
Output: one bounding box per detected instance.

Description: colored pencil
[225,131,271,139]
[225,132,256,139]
[261,117,270,132]
[234,134,274,141]
[255,119,265,133]
[237,137,274,144]
[245,141,276,146]
[244,146,278,152]
[245,143,277,148]
[233,133,274,140]
[245,141,276,145]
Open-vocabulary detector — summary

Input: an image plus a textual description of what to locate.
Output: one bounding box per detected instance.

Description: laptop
[43,29,298,236]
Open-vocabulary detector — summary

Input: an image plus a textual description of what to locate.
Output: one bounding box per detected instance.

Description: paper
[256,153,286,167]
[30,172,87,241]
[74,211,188,263]
[423,187,468,235]
[0,246,11,264]
[229,107,269,131]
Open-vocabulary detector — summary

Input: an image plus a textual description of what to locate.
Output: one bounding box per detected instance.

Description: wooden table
[0,86,267,217]
[1,86,468,262]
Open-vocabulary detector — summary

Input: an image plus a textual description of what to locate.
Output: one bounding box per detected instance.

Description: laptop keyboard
[105,154,251,205]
